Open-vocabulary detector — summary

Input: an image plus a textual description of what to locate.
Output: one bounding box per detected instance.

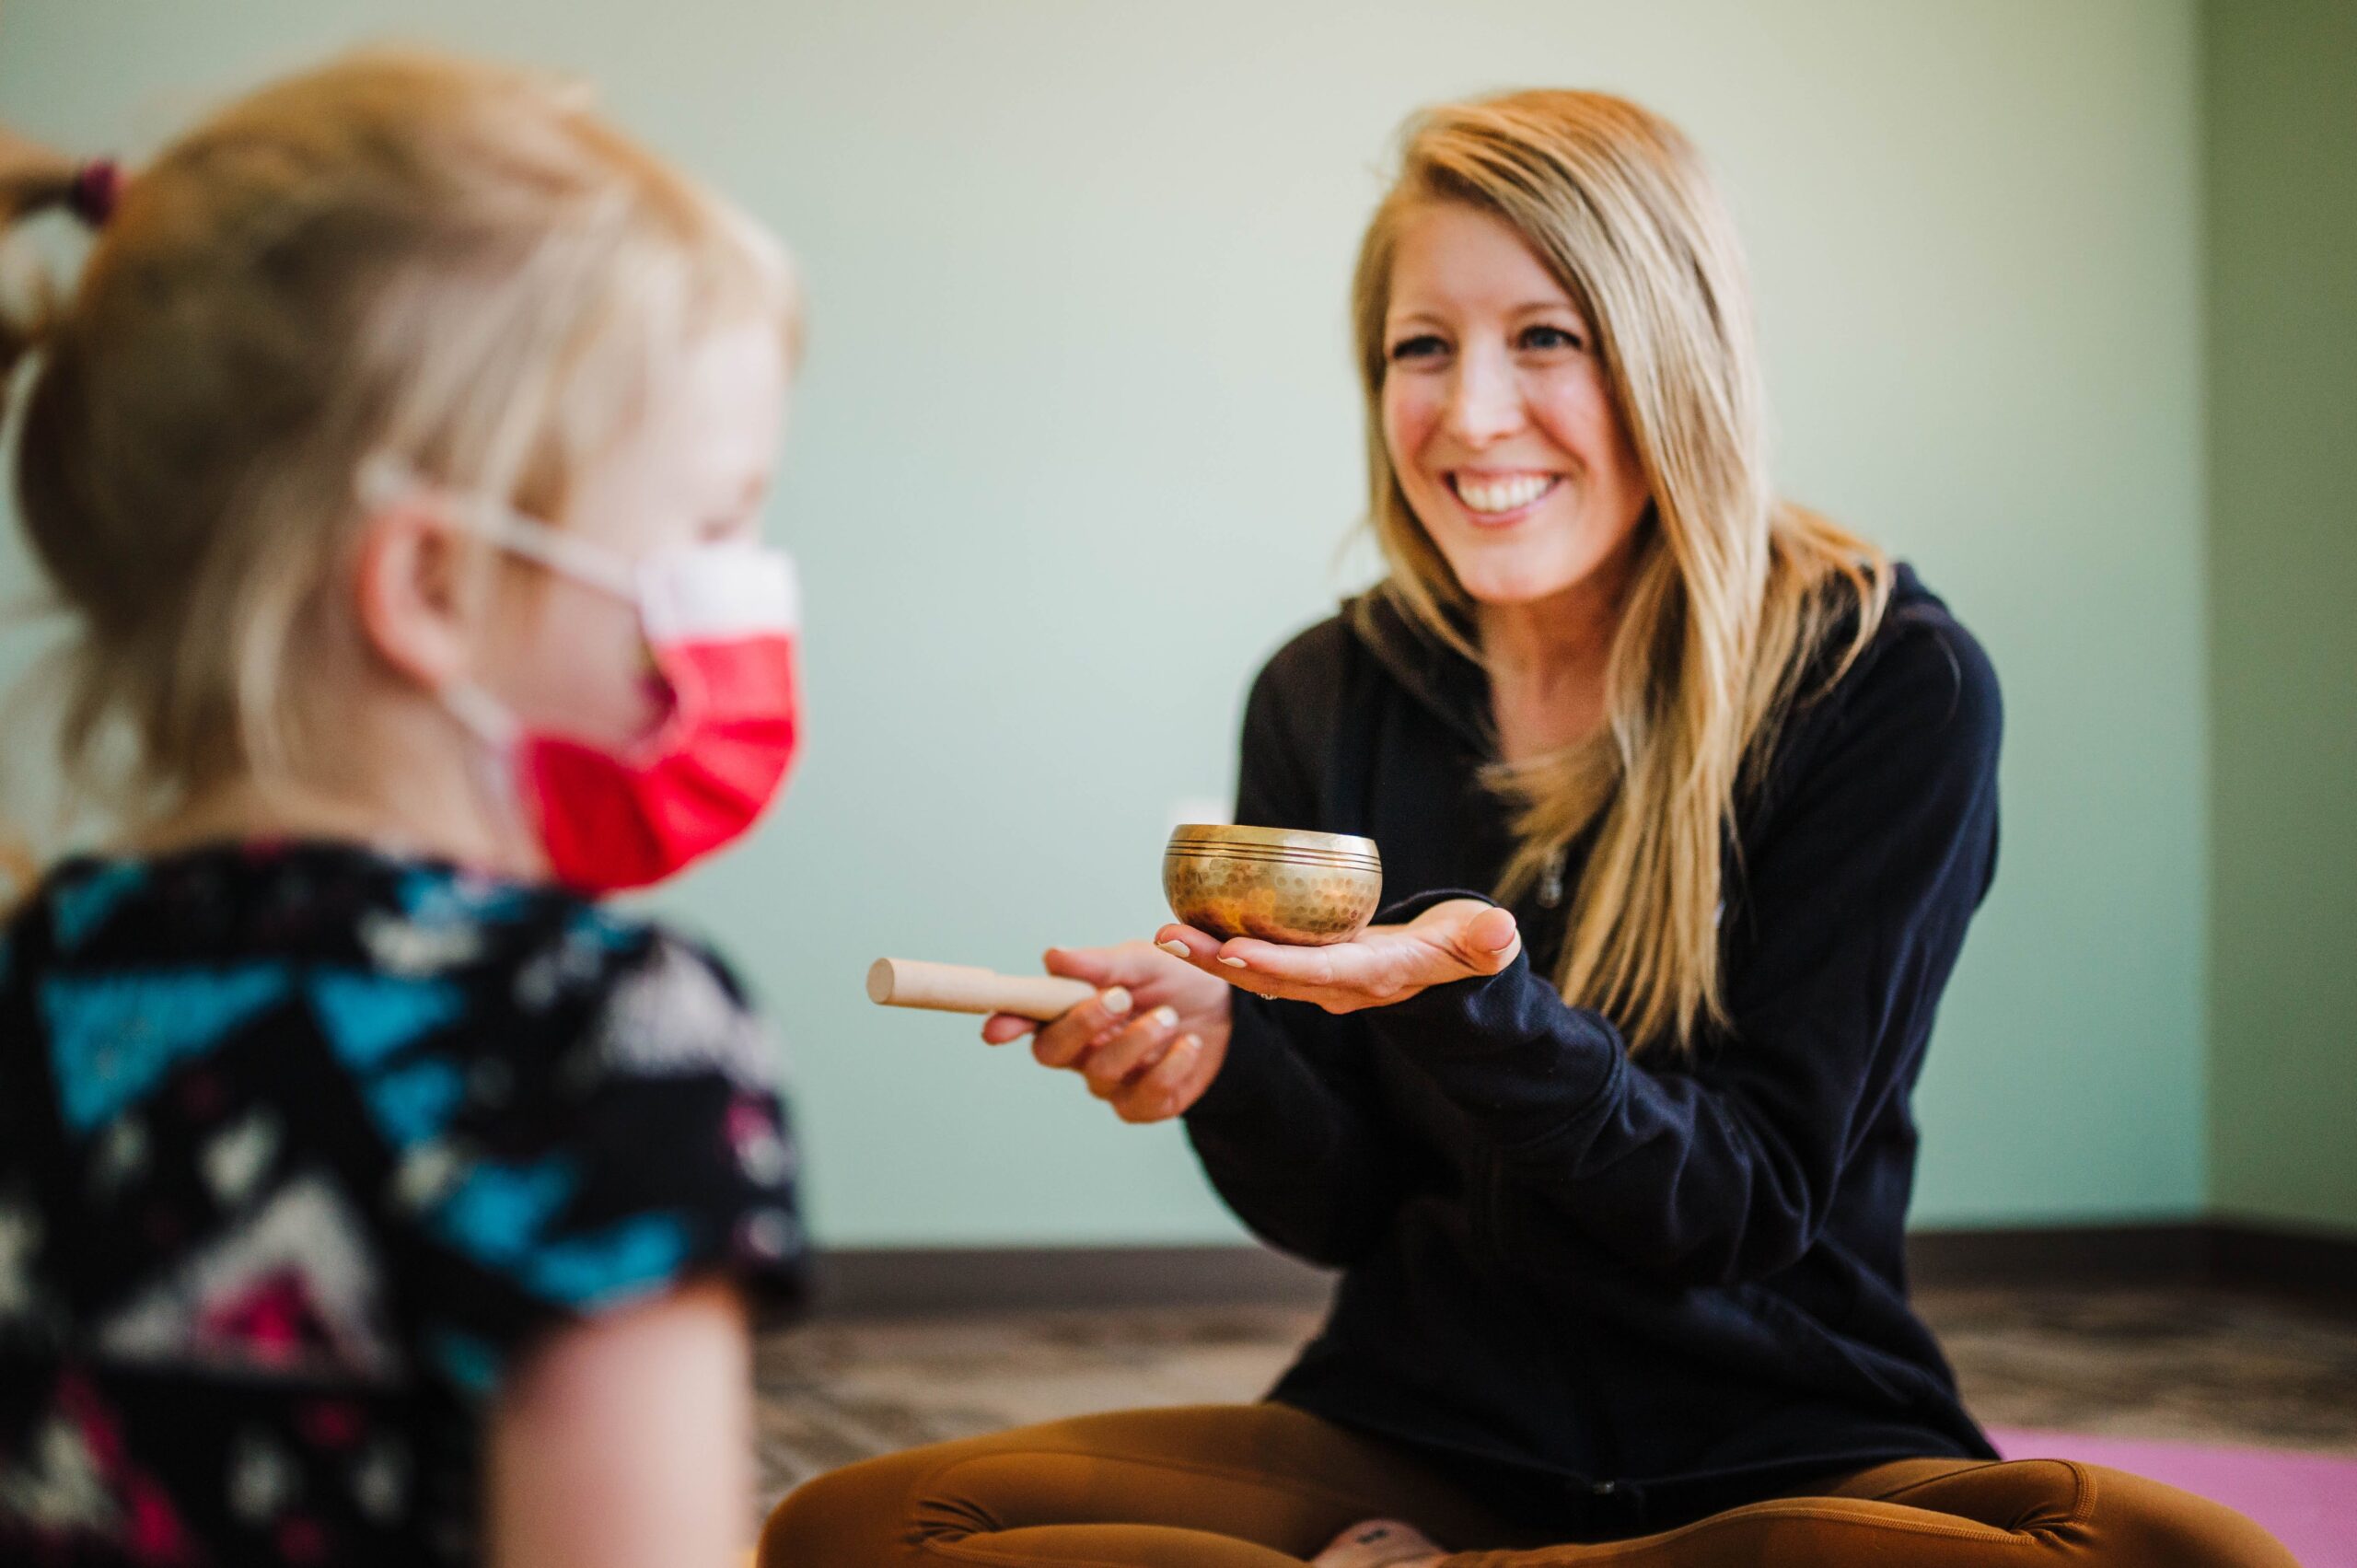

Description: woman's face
[1379,202,1651,608]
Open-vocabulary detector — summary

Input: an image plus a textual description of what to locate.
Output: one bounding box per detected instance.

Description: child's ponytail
[0,145,110,407]
[0,144,118,903]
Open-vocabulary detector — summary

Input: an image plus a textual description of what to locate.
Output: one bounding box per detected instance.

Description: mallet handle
[866,958,1097,1020]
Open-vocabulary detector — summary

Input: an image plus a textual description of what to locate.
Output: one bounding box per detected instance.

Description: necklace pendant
[1538,846,1567,909]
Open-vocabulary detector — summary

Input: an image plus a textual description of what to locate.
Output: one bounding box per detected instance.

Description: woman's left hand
[1155,897,1522,1015]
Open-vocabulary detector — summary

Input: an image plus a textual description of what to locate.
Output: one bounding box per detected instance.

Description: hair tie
[68,159,122,226]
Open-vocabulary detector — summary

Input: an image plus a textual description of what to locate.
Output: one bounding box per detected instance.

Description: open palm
[1155,897,1521,1014]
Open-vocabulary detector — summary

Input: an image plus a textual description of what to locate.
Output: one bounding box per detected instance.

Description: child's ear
[353,501,480,689]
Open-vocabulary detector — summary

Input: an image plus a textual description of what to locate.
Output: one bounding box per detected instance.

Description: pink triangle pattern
[0,1371,197,1565]
[195,1269,347,1366]
[95,1174,400,1384]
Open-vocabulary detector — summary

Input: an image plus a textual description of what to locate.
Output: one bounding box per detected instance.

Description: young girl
[0,50,808,1568]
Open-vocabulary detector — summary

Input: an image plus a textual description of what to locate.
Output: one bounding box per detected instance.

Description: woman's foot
[1311,1517,1446,1568]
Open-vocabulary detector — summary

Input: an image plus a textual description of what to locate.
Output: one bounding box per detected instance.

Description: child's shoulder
[11,839,776,1101]
[300,844,777,1099]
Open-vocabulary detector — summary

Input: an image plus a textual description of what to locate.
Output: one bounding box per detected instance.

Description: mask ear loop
[354,455,641,601]
[354,455,648,840]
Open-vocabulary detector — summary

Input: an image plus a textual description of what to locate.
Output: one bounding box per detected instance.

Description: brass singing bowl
[1163,824,1383,947]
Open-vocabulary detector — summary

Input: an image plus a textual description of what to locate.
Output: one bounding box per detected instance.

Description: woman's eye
[1387,334,1447,363]
[1519,324,1585,353]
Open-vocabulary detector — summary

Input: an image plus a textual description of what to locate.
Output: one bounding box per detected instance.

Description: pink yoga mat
[1989,1426,2356,1565]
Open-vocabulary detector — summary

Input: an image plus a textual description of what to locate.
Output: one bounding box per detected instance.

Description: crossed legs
[760,1404,2296,1568]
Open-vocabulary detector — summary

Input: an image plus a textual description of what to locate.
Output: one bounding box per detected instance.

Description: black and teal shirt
[0,841,808,1565]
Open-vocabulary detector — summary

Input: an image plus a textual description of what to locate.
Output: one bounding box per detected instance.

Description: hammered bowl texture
[1162,826,1382,946]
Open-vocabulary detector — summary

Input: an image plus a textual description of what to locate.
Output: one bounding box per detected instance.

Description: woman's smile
[1445,467,1566,525]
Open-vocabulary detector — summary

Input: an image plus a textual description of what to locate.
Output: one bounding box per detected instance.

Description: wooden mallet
[865,958,1096,1021]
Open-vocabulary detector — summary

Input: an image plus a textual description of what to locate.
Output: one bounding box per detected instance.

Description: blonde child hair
[2,47,800,854]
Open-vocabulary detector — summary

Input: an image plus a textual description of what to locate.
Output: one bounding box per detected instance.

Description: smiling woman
[762,88,2294,1568]
[1353,94,1895,1051]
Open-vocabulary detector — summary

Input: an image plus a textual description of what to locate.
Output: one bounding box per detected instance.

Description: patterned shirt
[0,841,809,1565]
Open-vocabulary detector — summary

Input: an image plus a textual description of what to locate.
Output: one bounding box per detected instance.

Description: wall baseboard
[1908,1219,2357,1297]
[1903,1223,2213,1287]
[2205,1217,2357,1299]
[811,1222,2357,1318]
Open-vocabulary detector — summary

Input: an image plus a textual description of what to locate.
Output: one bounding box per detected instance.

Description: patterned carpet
[750,1283,2357,1510]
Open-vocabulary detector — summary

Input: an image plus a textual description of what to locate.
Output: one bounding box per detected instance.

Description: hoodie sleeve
[1182,630,1410,1268]
[1359,612,2002,1287]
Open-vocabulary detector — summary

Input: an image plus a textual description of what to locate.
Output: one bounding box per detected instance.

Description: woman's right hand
[981,942,1232,1123]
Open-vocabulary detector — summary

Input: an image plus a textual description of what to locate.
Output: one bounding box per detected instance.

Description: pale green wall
[1,1,2212,1245]
[2203,0,2357,1236]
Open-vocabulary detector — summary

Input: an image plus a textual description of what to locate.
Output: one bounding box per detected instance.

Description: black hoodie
[1181,564,2003,1538]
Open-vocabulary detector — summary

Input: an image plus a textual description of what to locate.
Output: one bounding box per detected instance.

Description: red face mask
[361,459,803,894]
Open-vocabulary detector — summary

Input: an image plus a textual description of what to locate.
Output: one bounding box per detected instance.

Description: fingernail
[1219,957,1248,970]
[1176,1033,1200,1053]
[1157,939,1190,959]
[1101,987,1132,1016]
[1152,1005,1179,1028]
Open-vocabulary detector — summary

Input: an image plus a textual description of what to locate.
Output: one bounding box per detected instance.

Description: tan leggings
[758,1403,2296,1568]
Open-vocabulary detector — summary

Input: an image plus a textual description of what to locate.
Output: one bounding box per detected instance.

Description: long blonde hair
[1350,89,1890,1051]
[1,48,798,865]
